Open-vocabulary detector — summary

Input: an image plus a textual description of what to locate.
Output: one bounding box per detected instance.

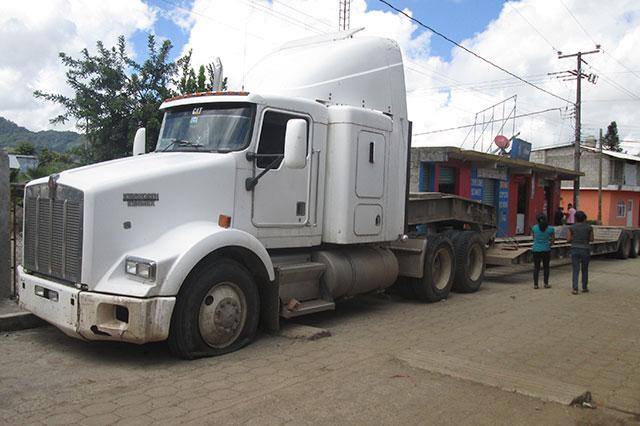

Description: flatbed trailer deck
[486,226,640,265]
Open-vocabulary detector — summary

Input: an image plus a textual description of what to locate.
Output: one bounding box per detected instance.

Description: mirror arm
[245,154,284,191]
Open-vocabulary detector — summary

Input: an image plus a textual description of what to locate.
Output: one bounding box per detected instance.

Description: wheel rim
[432,247,453,290]
[467,243,484,281]
[198,282,247,349]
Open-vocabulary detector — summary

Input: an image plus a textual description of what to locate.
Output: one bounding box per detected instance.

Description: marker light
[125,257,157,281]
[218,214,232,229]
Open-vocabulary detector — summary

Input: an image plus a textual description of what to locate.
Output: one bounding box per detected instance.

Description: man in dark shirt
[554,206,564,226]
[567,211,594,294]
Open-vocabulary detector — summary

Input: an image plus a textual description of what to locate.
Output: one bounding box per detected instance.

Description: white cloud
[177,0,640,153]
[0,0,155,131]
[5,0,640,154]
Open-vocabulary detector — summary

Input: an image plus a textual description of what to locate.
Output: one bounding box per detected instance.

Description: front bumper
[17,266,175,344]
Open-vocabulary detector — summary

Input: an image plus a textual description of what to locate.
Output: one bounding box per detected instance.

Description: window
[610,160,624,185]
[156,104,254,152]
[617,200,626,218]
[256,111,307,169]
[438,166,456,194]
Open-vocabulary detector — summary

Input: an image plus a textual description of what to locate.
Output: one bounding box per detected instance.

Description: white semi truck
[18,30,495,359]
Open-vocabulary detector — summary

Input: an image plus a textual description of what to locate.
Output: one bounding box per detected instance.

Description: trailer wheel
[168,259,260,359]
[451,231,486,293]
[616,231,631,260]
[412,235,455,302]
[629,232,640,259]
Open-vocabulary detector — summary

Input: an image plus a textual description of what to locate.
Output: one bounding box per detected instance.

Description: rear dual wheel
[451,231,486,293]
[411,235,456,302]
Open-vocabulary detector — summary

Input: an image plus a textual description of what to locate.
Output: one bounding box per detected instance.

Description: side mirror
[283,119,307,169]
[133,128,146,156]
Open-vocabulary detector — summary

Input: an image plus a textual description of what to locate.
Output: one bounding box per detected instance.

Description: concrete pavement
[1,256,639,425]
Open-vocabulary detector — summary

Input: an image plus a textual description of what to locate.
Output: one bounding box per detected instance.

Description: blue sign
[470,167,483,202]
[497,180,509,237]
[510,138,532,161]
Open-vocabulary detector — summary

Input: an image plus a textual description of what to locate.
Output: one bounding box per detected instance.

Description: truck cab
[17,31,441,359]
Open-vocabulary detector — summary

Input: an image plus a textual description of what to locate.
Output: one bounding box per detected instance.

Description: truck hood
[38,152,231,193]
[27,152,239,289]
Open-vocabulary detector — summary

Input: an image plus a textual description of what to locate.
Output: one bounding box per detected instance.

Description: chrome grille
[23,183,83,283]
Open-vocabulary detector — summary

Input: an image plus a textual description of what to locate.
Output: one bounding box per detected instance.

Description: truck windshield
[155,104,255,152]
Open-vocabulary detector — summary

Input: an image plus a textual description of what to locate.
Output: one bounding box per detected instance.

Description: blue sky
[133,0,506,62]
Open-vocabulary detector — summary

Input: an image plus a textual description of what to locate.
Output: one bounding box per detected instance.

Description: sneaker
[534,284,539,289]
[544,284,551,289]
[582,288,589,293]
[572,289,579,295]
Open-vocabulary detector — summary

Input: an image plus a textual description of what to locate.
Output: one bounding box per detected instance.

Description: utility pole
[558,47,600,209]
[598,128,603,224]
[338,0,351,31]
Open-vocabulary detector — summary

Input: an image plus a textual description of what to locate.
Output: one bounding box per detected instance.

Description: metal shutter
[482,178,496,206]
[439,167,455,184]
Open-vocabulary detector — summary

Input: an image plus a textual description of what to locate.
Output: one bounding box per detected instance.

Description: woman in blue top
[531,213,555,289]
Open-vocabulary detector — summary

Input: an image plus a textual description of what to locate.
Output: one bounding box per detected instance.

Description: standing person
[566,203,576,225]
[531,213,555,289]
[567,211,594,295]
[554,206,564,226]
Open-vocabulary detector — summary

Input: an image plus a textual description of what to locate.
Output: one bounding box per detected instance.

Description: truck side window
[257,111,306,168]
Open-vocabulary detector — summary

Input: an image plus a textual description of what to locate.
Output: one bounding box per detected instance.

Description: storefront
[411,147,581,237]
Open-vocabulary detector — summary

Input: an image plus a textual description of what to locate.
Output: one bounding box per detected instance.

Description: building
[411,146,582,237]
[531,143,640,227]
[8,154,38,173]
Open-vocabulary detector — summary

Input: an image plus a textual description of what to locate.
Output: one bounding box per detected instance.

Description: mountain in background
[0,116,84,153]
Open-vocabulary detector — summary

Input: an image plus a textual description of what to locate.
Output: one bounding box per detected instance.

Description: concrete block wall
[530,146,611,189]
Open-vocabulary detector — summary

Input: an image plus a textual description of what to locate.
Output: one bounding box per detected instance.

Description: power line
[601,48,640,85]
[377,0,573,105]
[506,2,560,53]
[558,0,599,47]
[412,108,563,136]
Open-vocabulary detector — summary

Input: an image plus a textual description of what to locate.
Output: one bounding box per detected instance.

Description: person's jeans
[571,248,590,290]
[532,251,550,286]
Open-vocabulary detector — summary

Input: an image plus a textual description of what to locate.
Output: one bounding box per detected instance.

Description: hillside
[0,116,84,153]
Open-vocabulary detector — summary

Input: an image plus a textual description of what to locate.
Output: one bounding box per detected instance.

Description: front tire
[168,259,260,359]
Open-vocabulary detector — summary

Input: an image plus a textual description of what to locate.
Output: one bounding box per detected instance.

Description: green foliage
[12,141,36,155]
[14,147,78,183]
[603,121,621,152]
[175,50,227,94]
[34,35,228,163]
[0,116,83,153]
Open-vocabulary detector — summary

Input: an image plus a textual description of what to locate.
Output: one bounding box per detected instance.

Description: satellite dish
[494,135,510,149]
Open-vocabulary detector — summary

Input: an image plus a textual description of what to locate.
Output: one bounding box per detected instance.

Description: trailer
[486,226,640,265]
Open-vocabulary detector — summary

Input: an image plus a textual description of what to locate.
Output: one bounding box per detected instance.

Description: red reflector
[218,215,232,228]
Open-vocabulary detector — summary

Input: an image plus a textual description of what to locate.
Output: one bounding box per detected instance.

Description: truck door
[251,109,311,227]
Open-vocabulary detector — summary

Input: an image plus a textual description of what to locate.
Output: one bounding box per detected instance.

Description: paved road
[1,257,639,425]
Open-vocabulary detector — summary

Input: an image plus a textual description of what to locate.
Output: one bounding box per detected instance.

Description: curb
[0,311,47,332]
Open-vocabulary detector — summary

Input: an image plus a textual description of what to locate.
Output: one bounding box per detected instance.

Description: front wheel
[168,259,260,359]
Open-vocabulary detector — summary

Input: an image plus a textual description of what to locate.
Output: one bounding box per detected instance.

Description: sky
[1,0,640,153]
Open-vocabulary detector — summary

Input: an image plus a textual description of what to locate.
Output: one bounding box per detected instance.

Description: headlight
[125,257,156,281]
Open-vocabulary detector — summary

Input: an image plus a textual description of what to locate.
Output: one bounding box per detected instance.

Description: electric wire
[557,0,599,47]
[377,0,574,105]
[412,108,563,136]
[506,2,560,53]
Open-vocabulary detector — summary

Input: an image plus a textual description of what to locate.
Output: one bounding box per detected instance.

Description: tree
[35,34,228,164]
[35,35,176,162]
[603,121,622,152]
[12,141,36,156]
